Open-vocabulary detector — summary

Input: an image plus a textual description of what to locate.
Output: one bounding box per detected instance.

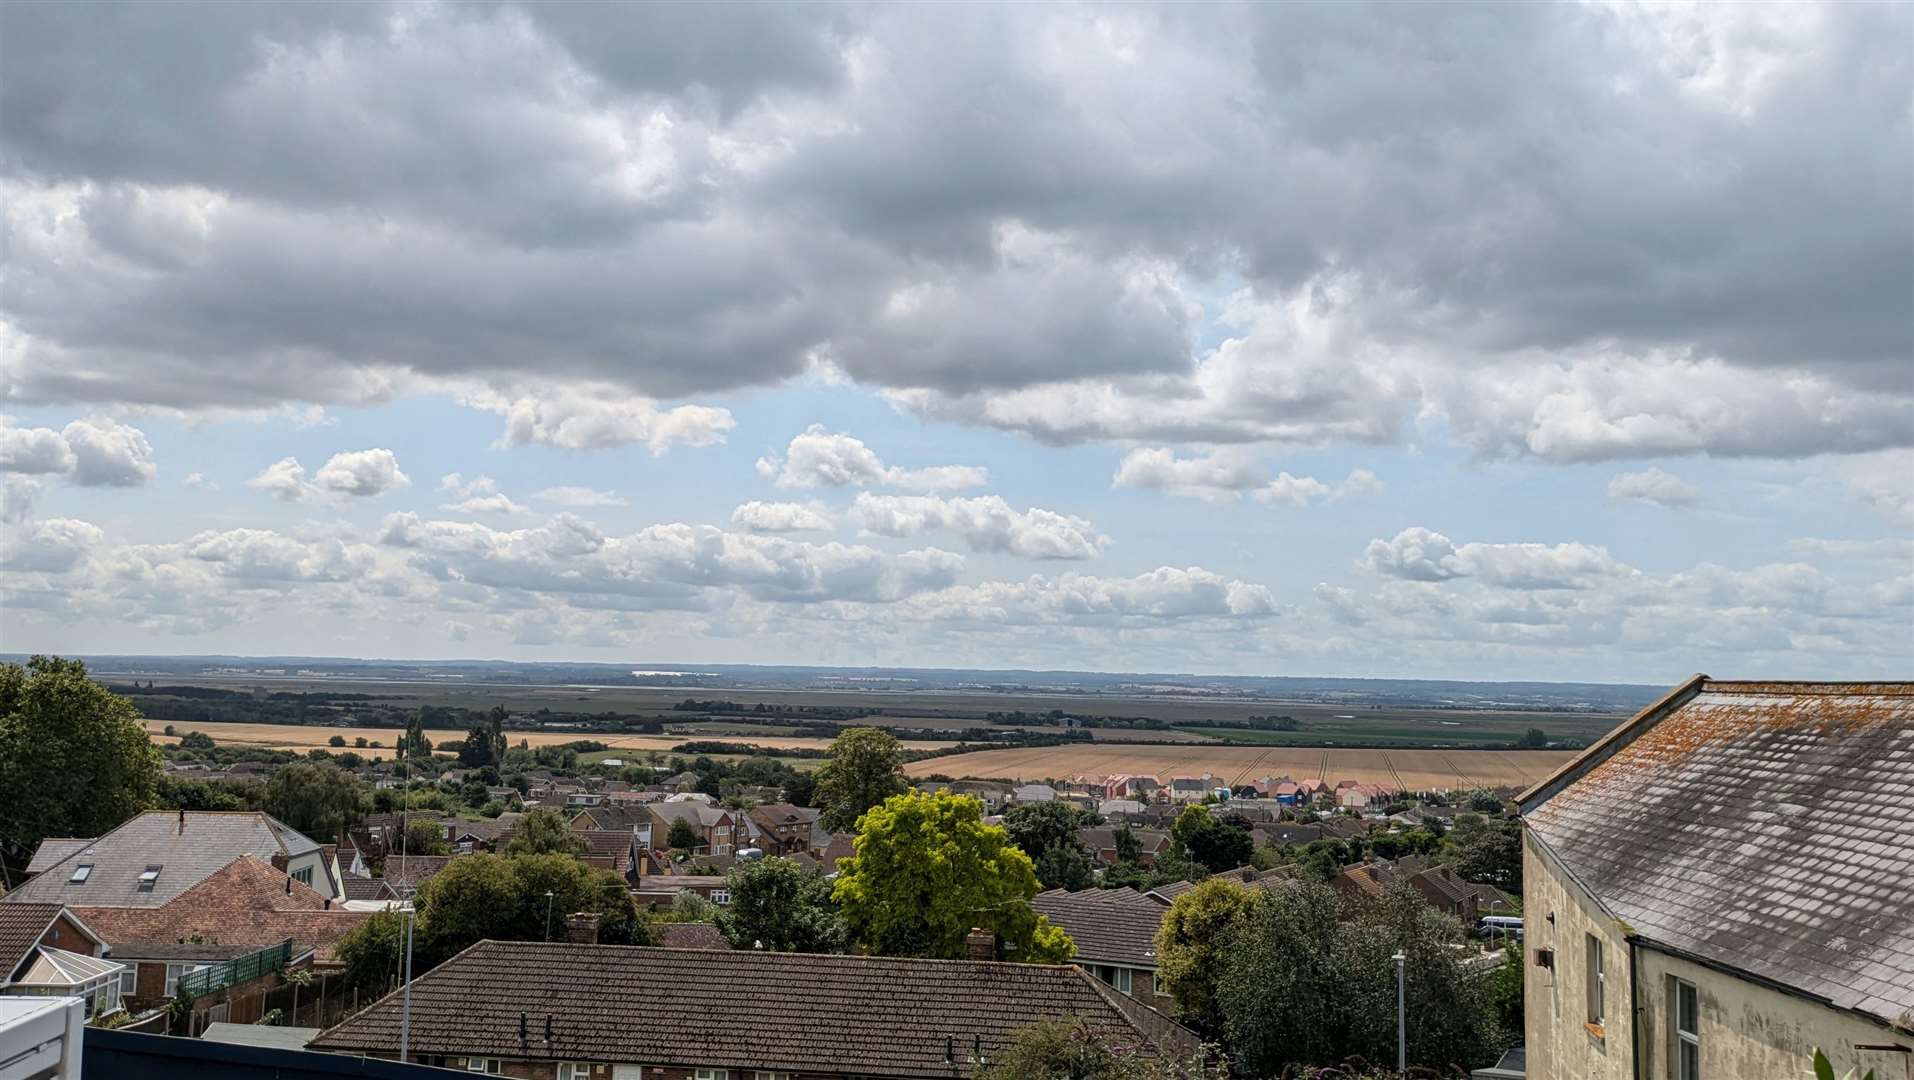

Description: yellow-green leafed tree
[833,790,1074,963]
[1153,877,1260,1036]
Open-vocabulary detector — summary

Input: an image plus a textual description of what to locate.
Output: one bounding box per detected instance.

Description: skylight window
[137,865,162,890]
[69,864,93,884]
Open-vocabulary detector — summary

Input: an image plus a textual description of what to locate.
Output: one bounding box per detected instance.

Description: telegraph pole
[1392,950,1406,1074]
[400,905,415,1062]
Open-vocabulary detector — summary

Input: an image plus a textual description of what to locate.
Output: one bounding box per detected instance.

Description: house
[1079,827,1172,867]
[1167,777,1211,804]
[643,803,743,858]
[654,922,729,950]
[308,939,1197,1076]
[3,810,342,905]
[576,830,639,882]
[746,804,822,856]
[443,814,523,854]
[1097,799,1148,819]
[1331,860,1479,924]
[632,875,733,910]
[1520,677,1914,1080]
[68,855,366,1024]
[660,771,703,794]
[0,903,126,1022]
[378,855,455,900]
[944,780,1013,812]
[1010,783,1057,805]
[1030,888,1172,1002]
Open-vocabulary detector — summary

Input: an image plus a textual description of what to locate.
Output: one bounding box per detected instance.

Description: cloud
[731,501,836,534]
[0,416,155,486]
[1,517,105,572]
[848,493,1109,559]
[445,620,472,642]
[466,386,736,453]
[901,566,1277,625]
[438,473,529,515]
[1607,466,1701,509]
[1362,527,1635,590]
[247,448,409,500]
[1836,450,1914,528]
[532,486,628,508]
[182,472,219,490]
[756,425,987,491]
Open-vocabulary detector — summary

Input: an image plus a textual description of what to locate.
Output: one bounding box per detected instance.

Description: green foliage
[334,910,408,994]
[1169,806,1253,874]
[814,727,908,833]
[1462,788,1503,813]
[154,773,253,812]
[1482,941,1524,1045]
[0,656,162,849]
[504,807,587,857]
[834,791,1073,963]
[261,761,364,842]
[179,730,217,750]
[974,1017,1231,1080]
[1154,878,1261,1035]
[1112,823,1141,864]
[1216,881,1495,1075]
[1812,1049,1876,1080]
[414,852,644,964]
[665,818,701,851]
[1443,814,1523,893]
[401,818,452,857]
[715,856,846,952]
[1517,728,1548,749]
[401,713,433,760]
[327,734,347,748]
[654,889,720,924]
[457,777,491,808]
[1002,801,1095,891]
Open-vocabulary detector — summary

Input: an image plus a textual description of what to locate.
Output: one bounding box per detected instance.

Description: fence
[178,939,293,999]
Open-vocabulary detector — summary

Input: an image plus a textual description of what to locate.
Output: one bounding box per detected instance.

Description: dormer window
[69,864,93,884]
[137,865,162,890]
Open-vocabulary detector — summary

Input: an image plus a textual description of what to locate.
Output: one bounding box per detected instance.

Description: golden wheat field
[905,744,1576,789]
[143,720,958,755]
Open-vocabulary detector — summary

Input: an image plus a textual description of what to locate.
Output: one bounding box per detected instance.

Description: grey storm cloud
[2,1,1909,460]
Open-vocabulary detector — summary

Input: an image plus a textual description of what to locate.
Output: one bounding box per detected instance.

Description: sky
[1,1,1910,684]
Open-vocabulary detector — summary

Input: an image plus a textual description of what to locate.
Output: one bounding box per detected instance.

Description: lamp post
[399,903,415,1062]
[1391,950,1406,1075]
[544,891,556,942]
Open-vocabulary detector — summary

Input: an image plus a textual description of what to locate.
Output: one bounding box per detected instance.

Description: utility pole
[1392,950,1406,1075]
[400,904,415,1062]
[544,891,556,942]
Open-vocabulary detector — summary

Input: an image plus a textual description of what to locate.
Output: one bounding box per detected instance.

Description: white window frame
[1585,934,1606,1027]
[694,1070,729,1080]
[710,889,731,905]
[753,1073,792,1080]
[69,864,93,884]
[465,1058,502,1074]
[1673,978,1699,1080]
[558,1064,595,1080]
[292,866,314,886]
[118,965,137,996]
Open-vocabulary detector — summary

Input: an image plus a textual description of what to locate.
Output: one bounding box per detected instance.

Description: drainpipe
[1627,938,1643,1080]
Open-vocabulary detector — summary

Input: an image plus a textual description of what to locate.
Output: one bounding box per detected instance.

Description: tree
[1517,728,1548,749]
[327,734,348,748]
[1169,806,1252,874]
[975,1017,1231,1080]
[1112,823,1141,865]
[354,736,369,749]
[262,761,364,842]
[415,853,644,965]
[1445,814,1522,893]
[179,730,217,750]
[1002,801,1094,891]
[1154,878,1260,1036]
[715,857,846,952]
[504,807,587,857]
[783,769,817,808]
[1213,880,1348,1069]
[401,818,452,856]
[0,657,162,849]
[401,712,433,761]
[665,818,701,852]
[813,727,908,832]
[154,774,249,812]
[333,909,407,995]
[1482,941,1523,1046]
[458,777,491,808]
[834,791,1073,963]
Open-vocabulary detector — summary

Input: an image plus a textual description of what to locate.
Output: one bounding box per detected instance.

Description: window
[754,1073,792,1080]
[557,1064,595,1080]
[1584,934,1606,1028]
[694,1070,729,1080]
[292,866,313,886]
[710,889,731,905]
[69,864,93,884]
[118,965,137,996]
[1090,965,1132,994]
[164,963,207,998]
[137,865,162,891]
[1673,979,1699,1080]
[464,1059,502,1075]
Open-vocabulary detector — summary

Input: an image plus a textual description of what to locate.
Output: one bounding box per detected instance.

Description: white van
[1478,915,1524,941]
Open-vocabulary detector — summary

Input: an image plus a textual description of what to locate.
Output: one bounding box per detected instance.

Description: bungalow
[4,810,343,905]
[1030,888,1172,1002]
[0,903,125,1022]
[1079,827,1172,867]
[308,939,1197,1077]
[1010,783,1057,805]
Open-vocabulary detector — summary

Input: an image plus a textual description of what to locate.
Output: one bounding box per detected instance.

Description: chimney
[178,808,187,833]
[270,852,290,873]
[565,912,601,945]
[965,928,995,961]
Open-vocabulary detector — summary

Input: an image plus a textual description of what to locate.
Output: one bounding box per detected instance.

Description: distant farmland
[906,745,1577,791]
[140,720,955,756]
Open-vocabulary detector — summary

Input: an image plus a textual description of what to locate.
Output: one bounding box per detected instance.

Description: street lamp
[544,891,556,942]
[1391,950,1406,1075]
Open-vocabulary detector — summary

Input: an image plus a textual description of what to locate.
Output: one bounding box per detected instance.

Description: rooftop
[1031,888,1166,969]
[0,902,71,982]
[309,940,1196,1076]
[4,811,322,908]
[72,855,367,962]
[1522,678,1914,1030]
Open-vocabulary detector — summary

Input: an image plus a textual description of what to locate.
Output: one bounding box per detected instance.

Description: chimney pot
[965,927,995,961]
[178,808,187,832]
[565,912,601,945]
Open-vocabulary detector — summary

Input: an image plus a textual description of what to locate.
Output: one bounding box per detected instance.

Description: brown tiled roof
[655,923,729,950]
[1523,679,1914,1028]
[310,941,1196,1075]
[72,855,367,962]
[577,831,634,870]
[0,903,65,979]
[571,804,649,832]
[339,872,387,902]
[381,855,455,889]
[1031,889,1165,968]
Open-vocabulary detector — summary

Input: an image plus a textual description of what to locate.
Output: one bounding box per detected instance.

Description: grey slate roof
[309,940,1197,1075]
[1523,680,1914,1029]
[2,811,322,908]
[23,840,89,876]
[1031,888,1166,968]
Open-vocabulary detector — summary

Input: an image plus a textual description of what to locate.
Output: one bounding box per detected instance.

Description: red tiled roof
[71,855,367,962]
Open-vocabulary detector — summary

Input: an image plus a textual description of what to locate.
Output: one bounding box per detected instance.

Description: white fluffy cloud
[248,448,409,500]
[465,387,736,454]
[1607,467,1701,509]
[0,416,155,486]
[900,566,1277,625]
[438,473,529,515]
[532,486,627,508]
[849,493,1109,560]
[756,425,987,492]
[731,501,836,534]
[1,517,106,572]
[1362,527,1635,590]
